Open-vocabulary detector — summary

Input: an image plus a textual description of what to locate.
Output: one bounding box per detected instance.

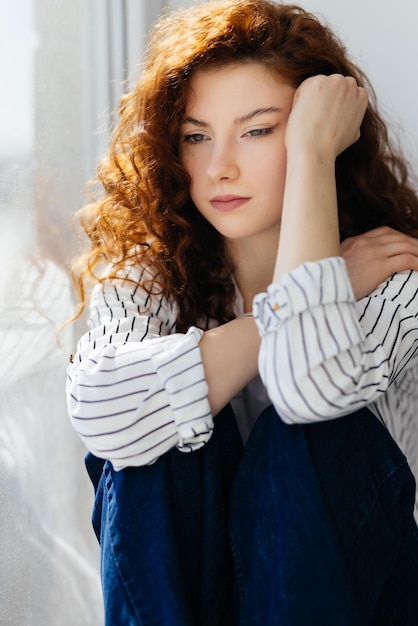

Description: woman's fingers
[286,74,368,158]
[340,227,418,299]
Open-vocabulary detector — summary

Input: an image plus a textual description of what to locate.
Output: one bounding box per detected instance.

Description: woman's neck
[227,228,280,312]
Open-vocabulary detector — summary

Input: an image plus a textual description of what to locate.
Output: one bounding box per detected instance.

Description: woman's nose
[207,142,240,181]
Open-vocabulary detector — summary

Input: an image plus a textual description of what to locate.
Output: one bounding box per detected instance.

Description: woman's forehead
[184,63,294,115]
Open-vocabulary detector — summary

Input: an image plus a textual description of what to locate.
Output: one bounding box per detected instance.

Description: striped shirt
[66,256,418,501]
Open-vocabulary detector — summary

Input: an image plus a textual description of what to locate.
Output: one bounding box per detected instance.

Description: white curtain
[0,0,163,624]
[0,0,194,623]
[0,200,103,625]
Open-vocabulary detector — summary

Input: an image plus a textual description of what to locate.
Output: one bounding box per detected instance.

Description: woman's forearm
[274,149,340,283]
[200,315,260,416]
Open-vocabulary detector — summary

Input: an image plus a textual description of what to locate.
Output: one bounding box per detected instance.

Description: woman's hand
[341,226,418,299]
[285,74,368,161]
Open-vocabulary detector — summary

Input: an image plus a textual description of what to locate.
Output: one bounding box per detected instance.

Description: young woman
[67,1,418,623]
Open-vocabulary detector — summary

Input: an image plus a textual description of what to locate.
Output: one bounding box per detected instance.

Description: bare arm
[274,74,368,283]
[199,315,260,416]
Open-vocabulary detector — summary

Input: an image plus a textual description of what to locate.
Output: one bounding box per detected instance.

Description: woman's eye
[246,127,274,138]
[183,133,207,144]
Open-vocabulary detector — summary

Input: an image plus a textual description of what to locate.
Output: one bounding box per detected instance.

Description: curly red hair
[73,0,418,330]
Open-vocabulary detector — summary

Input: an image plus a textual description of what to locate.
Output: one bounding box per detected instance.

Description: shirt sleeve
[66,264,213,470]
[253,256,418,424]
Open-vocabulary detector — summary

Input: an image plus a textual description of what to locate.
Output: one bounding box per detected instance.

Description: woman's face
[179,62,295,247]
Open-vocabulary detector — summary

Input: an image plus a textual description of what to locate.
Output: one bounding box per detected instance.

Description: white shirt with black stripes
[66,256,418,504]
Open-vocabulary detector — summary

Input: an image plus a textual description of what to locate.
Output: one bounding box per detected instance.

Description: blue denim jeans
[86,405,418,625]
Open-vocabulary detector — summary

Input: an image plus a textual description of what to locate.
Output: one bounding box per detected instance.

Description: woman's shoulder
[90,250,178,326]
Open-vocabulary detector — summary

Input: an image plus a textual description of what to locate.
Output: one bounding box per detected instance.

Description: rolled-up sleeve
[253,257,418,424]
[66,266,213,469]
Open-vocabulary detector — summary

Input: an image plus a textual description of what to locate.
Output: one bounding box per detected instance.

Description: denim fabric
[86,403,243,626]
[229,405,418,625]
[86,405,418,625]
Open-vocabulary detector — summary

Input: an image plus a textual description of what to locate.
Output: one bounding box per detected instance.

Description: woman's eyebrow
[235,106,282,124]
[182,116,207,127]
[182,106,282,127]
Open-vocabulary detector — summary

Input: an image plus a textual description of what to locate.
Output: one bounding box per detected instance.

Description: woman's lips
[210,195,250,212]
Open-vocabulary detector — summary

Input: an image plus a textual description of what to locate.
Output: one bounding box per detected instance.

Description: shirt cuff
[253,257,355,336]
[149,326,213,450]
